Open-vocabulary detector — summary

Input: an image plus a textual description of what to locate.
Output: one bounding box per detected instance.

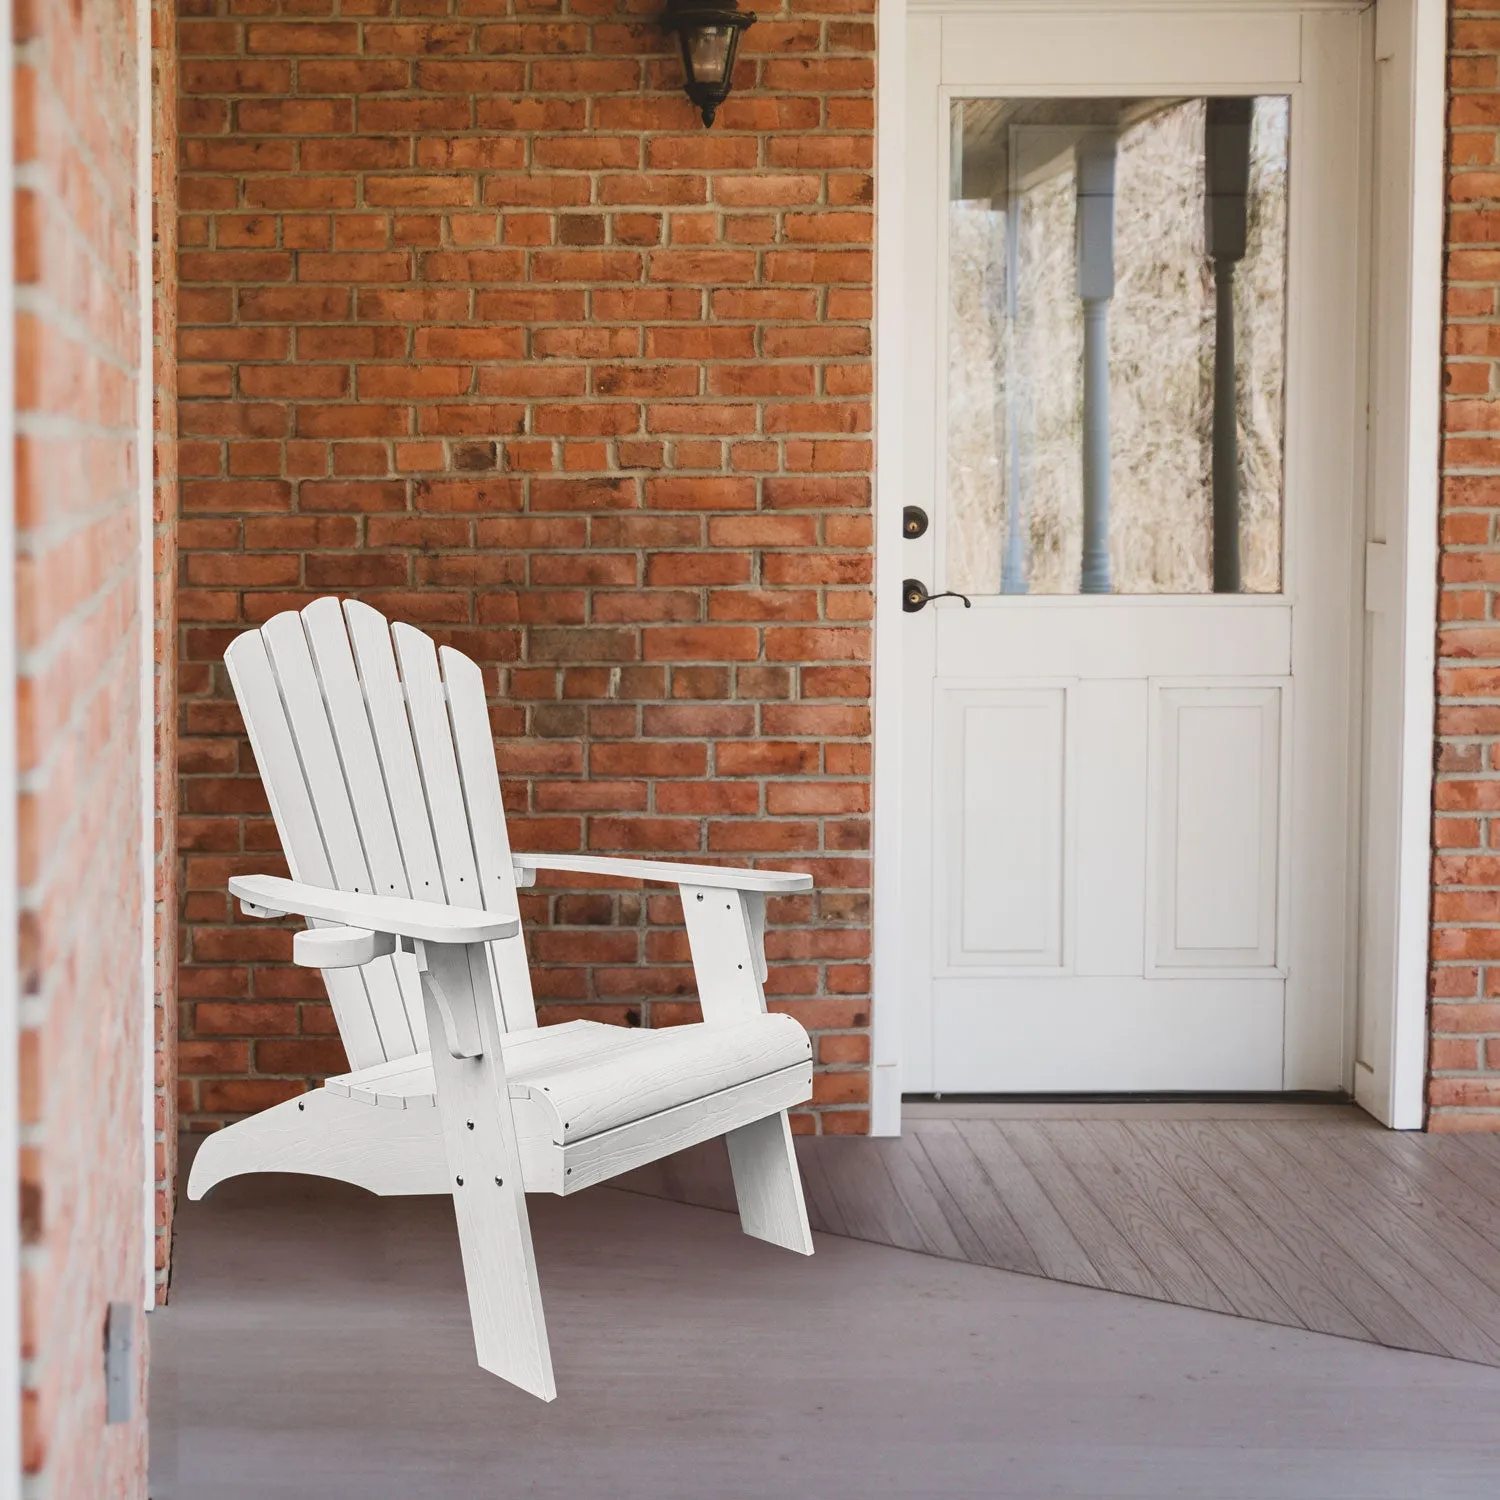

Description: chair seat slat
[324,1016,811,1144]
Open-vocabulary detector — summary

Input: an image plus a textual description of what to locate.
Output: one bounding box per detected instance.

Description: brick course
[174,0,875,1133]
[16,0,153,1483]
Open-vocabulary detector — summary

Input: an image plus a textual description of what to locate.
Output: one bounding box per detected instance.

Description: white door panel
[932,977,1287,1093]
[939,12,1303,90]
[1073,679,1149,977]
[1148,682,1287,974]
[901,5,1363,1095]
[935,684,1072,970]
[935,599,1291,678]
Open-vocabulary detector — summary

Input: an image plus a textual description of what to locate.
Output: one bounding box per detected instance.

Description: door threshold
[901,1091,1358,1122]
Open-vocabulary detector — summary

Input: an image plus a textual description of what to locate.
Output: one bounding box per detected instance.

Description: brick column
[1433,2,1500,1128]
[15,0,154,1482]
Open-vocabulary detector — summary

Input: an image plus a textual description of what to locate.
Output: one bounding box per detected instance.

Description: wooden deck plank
[1350,1129,1500,1265]
[1236,1124,1500,1364]
[1446,1135,1500,1200]
[1350,1128,1500,1272]
[1130,1121,1373,1343]
[867,1134,982,1261]
[793,1137,851,1238]
[1398,1136,1500,1246]
[1171,1120,1451,1358]
[810,1139,932,1256]
[999,1120,1170,1301]
[1290,1126,1500,1313]
[1032,1121,1239,1316]
[957,1122,1106,1288]
[1087,1119,1304,1327]
[906,1120,1043,1274]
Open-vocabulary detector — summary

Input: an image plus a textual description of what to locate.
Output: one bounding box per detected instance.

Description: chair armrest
[229,874,520,944]
[510,853,813,894]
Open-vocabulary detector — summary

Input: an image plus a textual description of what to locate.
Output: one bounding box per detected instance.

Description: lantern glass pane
[686,25,734,83]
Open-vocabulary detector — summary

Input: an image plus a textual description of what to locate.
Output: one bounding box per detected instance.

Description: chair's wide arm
[229,874,520,944]
[510,853,813,894]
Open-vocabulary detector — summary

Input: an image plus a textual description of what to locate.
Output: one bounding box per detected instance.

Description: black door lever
[903,579,972,613]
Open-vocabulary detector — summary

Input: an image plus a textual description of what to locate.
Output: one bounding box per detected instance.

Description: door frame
[870,0,1445,1134]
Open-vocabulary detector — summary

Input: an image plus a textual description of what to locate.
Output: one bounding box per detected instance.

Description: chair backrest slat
[442,645,537,1033]
[227,599,539,1071]
[260,612,373,893]
[301,597,411,900]
[302,598,431,1054]
[392,623,484,905]
[343,601,447,902]
[261,610,420,1061]
[225,626,389,1067]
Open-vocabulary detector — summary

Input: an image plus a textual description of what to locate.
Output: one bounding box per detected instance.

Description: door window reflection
[946,96,1289,596]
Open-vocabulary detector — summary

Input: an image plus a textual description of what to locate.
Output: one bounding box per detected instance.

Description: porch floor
[152,1158,1500,1499]
[621,1102,1500,1365]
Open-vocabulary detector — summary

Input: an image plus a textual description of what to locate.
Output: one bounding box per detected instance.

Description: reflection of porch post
[1001,183,1027,593]
[1205,98,1253,594]
[1076,132,1116,595]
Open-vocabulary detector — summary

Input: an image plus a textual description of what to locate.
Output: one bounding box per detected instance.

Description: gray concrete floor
[152,1170,1500,1500]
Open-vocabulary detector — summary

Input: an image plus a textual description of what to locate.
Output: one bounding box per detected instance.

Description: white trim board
[870,0,910,1134]
[1351,0,1444,1128]
[869,0,1440,1133]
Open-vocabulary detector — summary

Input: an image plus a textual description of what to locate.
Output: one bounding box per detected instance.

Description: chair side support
[423,938,556,1400]
[681,886,814,1256]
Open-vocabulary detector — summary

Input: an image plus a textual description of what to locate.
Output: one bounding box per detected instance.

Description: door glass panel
[946,96,1289,596]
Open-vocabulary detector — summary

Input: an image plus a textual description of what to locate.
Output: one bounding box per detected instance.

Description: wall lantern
[660,0,756,128]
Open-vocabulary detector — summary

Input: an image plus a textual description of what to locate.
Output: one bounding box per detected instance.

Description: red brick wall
[174,1,875,1133]
[152,0,181,1293]
[1434,3,1500,1129]
[16,0,152,1484]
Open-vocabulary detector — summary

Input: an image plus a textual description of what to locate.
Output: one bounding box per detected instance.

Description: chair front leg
[418,940,556,1399]
[682,886,814,1256]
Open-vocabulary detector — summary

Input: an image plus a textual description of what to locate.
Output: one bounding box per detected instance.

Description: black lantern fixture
[660,0,756,128]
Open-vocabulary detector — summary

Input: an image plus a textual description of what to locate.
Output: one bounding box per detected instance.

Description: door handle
[903,579,972,613]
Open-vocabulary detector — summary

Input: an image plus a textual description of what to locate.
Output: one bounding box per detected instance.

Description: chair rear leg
[725,1110,813,1255]
[424,951,556,1401]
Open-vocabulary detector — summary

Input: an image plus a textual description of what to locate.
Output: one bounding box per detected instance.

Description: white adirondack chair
[186,597,815,1399]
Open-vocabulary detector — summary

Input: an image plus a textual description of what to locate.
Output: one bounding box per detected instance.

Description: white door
[899,4,1367,1094]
